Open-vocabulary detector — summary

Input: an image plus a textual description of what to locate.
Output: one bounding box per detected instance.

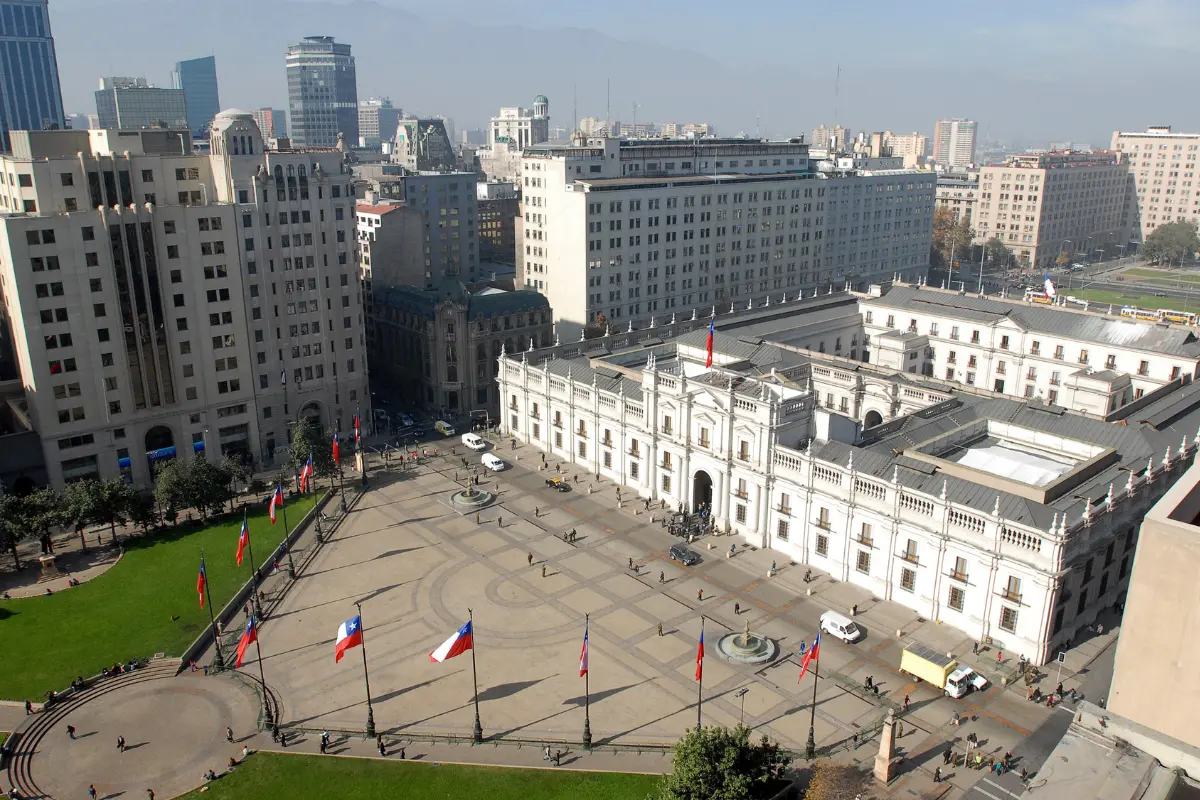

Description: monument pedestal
[37,554,62,583]
[874,709,898,783]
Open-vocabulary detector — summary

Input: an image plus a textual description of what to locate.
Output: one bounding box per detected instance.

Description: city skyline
[43,0,1200,146]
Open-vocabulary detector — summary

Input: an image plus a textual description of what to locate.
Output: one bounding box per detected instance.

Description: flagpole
[249,615,273,726]
[337,437,348,513]
[697,616,704,731]
[582,614,592,749]
[805,640,819,759]
[469,607,483,743]
[242,509,262,619]
[355,601,376,737]
[279,479,295,578]
[201,549,225,669]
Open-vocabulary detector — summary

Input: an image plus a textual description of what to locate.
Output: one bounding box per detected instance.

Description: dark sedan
[669,544,700,566]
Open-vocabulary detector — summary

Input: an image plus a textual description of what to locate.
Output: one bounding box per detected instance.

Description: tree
[0,492,28,569]
[1143,221,1200,265]
[153,457,233,522]
[803,760,867,800]
[655,725,790,800]
[153,459,188,525]
[127,490,157,534]
[220,455,250,513]
[68,478,136,546]
[18,487,69,556]
[931,207,975,269]
[289,416,335,484]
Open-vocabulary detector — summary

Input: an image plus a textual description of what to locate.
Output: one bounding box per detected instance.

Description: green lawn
[1122,267,1200,284]
[1067,288,1200,313]
[179,752,660,800]
[0,496,316,701]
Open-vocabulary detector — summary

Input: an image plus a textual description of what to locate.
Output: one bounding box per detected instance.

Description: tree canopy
[655,725,790,800]
[802,760,867,800]
[931,207,975,269]
[289,416,336,478]
[153,457,236,520]
[1143,221,1200,265]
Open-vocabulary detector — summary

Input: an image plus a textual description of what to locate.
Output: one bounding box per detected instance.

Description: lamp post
[735,687,749,726]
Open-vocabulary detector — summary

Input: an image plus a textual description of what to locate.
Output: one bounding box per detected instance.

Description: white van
[461,433,486,451]
[481,453,506,471]
[820,610,863,643]
[944,665,989,699]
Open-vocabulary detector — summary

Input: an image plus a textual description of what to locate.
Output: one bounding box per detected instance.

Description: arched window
[297,165,306,178]
[287,164,296,177]
[231,137,240,155]
[246,137,253,154]
[274,165,284,181]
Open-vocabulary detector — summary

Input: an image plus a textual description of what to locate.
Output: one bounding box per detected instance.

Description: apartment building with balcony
[1111,125,1200,245]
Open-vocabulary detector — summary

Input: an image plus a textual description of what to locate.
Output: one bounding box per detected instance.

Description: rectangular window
[952,556,967,581]
[817,506,830,528]
[856,550,871,574]
[602,451,612,468]
[778,492,791,514]
[904,538,919,563]
[630,461,640,480]
[859,523,873,546]
[776,519,789,541]
[662,474,672,493]
[948,586,965,611]
[1004,575,1022,602]
[577,441,587,458]
[815,534,829,557]
[999,606,1018,632]
[736,504,747,523]
[900,567,916,592]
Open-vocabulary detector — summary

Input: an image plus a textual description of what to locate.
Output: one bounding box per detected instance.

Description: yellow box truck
[900,643,957,689]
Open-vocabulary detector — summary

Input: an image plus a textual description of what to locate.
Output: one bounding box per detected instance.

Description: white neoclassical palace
[497,289,1200,664]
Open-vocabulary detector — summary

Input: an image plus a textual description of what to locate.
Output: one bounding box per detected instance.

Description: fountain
[716,619,779,665]
[449,480,495,513]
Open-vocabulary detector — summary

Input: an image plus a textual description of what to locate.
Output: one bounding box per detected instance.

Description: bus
[1160,310,1198,326]
[1119,306,1162,322]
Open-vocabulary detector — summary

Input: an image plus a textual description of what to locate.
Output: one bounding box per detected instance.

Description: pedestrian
[377,735,385,757]
[659,571,665,584]
[226,726,234,743]
[865,676,873,691]
[852,732,859,749]
[934,766,942,784]
[697,589,703,601]
[943,747,952,765]
[799,641,807,657]
[554,750,562,767]
[499,516,503,527]
[319,738,327,754]
[88,786,97,800]
[321,730,330,748]
[67,724,76,739]
[280,731,289,748]
[543,744,551,761]
[571,529,577,542]
[851,603,858,616]
[1056,682,1064,698]
[528,552,534,567]
[399,746,406,759]
[189,660,197,673]
[24,700,31,715]
[903,695,910,713]
[972,641,979,655]
[542,564,547,578]
[146,790,154,800]
[535,506,540,517]
[1020,766,1029,783]
[270,725,280,744]
[952,711,960,727]
[117,735,126,752]
[657,622,664,637]
[997,650,1003,664]
[628,557,634,570]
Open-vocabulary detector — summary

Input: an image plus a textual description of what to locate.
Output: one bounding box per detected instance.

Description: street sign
[1057,651,1066,664]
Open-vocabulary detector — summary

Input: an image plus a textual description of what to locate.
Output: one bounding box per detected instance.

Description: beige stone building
[883,131,928,168]
[1111,125,1200,245]
[1109,458,1200,748]
[973,151,1129,270]
[935,172,978,226]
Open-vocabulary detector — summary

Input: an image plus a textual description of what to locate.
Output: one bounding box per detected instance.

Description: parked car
[668,544,700,566]
[544,477,570,492]
[400,413,414,427]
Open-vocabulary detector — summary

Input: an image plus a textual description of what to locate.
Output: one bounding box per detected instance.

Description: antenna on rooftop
[606,78,610,133]
[833,61,841,123]
[573,82,577,135]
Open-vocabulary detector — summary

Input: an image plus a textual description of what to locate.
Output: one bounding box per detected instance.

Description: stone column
[873,708,897,783]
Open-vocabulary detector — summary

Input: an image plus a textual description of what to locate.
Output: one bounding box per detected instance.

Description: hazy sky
[49,0,1200,145]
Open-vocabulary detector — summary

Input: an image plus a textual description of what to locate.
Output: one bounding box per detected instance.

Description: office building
[0,116,367,488]
[252,107,286,139]
[286,36,357,148]
[171,56,220,136]
[935,171,978,226]
[811,124,850,152]
[0,0,64,152]
[520,135,935,339]
[933,118,977,168]
[1109,458,1200,748]
[660,122,715,139]
[371,279,551,414]
[357,97,402,147]
[477,181,518,264]
[883,131,928,168]
[973,150,1129,269]
[498,286,1200,664]
[392,118,455,172]
[94,77,187,131]
[1111,125,1200,244]
[480,97,549,183]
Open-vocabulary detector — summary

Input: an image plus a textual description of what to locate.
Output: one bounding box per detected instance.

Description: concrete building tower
[286,36,358,148]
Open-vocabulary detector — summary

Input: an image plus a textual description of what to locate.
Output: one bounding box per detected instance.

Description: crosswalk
[963,774,1026,800]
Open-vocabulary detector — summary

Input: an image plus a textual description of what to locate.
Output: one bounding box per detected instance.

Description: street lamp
[735,687,749,726]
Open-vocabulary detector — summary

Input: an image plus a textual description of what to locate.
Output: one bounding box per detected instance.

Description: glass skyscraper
[171,55,220,137]
[286,36,357,148]
[0,0,65,151]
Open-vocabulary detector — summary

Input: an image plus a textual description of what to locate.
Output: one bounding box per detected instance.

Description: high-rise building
[286,36,357,148]
[0,116,367,487]
[477,181,519,265]
[1111,125,1200,245]
[251,108,286,139]
[391,118,454,172]
[810,124,850,152]
[520,136,935,338]
[883,131,928,168]
[0,0,65,151]
[480,97,550,182]
[357,97,402,147]
[933,118,977,168]
[171,56,220,136]
[973,150,1129,269]
[94,77,187,130]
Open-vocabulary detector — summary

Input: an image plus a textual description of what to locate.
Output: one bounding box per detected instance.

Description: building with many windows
[477,181,518,264]
[391,118,455,172]
[934,171,978,226]
[0,115,367,488]
[972,151,1130,269]
[1111,125,1200,245]
[357,97,402,147]
[252,107,286,140]
[171,56,220,137]
[520,135,935,338]
[496,287,1200,663]
[933,118,977,168]
[286,36,357,148]
[0,0,64,152]
[883,131,928,168]
[94,77,187,131]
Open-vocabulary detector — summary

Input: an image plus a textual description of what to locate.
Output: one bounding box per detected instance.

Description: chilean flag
[430,620,474,663]
[332,431,341,463]
[1044,273,1057,300]
[269,484,283,524]
[235,616,257,668]
[579,623,589,677]
[798,631,821,683]
[196,558,208,608]
[334,615,364,663]
[695,625,705,682]
[354,411,361,445]
[705,317,715,368]
[236,518,249,567]
[299,456,313,492]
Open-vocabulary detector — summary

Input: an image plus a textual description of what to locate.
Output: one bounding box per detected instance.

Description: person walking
[952,711,961,727]
[88,785,97,800]
[543,744,551,761]
[377,735,386,757]
[628,557,634,570]
[554,750,562,767]
[903,695,910,713]
[541,564,547,578]
[528,552,534,567]
[320,730,330,749]
[734,602,741,616]
[934,767,942,784]
[117,735,126,752]
[67,725,76,740]
[657,622,664,637]
[534,506,540,517]
[226,726,234,743]
[24,700,31,715]
[270,725,280,744]
[659,571,665,584]
[972,641,979,655]
[943,747,953,766]
[997,650,1003,665]
[398,746,406,759]
[697,589,703,602]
